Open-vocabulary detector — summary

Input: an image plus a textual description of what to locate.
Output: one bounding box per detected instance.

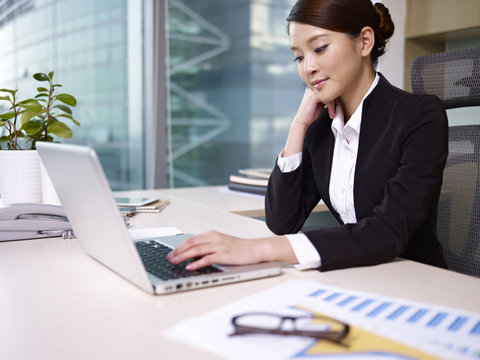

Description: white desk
[1,190,479,360]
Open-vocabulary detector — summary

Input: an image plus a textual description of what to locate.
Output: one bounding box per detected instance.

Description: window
[165,0,300,187]
[0,0,144,190]
[1,0,303,190]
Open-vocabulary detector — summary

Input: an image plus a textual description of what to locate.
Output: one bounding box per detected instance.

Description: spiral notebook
[116,197,170,213]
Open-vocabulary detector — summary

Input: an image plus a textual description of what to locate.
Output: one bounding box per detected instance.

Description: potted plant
[0,71,79,205]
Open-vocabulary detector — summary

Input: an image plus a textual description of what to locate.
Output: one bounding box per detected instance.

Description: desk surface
[117,185,328,218]
[118,185,268,217]
[1,189,479,360]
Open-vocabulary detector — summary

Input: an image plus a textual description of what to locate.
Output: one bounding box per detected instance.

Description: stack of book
[228,168,271,196]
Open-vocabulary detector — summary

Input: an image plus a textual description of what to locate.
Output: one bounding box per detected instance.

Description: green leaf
[22,119,43,135]
[53,104,72,115]
[48,71,55,80]
[55,93,77,106]
[37,87,49,92]
[56,114,80,126]
[0,120,8,126]
[53,84,62,88]
[20,110,39,125]
[48,120,72,138]
[0,111,16,120]
[33,73,49,82]
[0,88,17,95]
[18,100,43,113]
[55,113,72,119]
[35,93,49,98]
[0,95,11,101]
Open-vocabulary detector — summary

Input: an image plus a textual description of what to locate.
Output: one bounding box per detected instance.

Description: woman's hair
[287,0,394,66]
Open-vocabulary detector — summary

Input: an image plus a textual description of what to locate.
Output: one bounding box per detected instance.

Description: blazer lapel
[354,75,395,220]
[314,119,338,218]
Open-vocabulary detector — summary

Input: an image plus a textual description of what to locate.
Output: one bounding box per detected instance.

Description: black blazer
[265,74,448,271]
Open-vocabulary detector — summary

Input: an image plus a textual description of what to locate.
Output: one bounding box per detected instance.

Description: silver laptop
[36,142,281,294]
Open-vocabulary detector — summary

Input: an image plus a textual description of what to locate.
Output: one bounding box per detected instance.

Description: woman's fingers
[168,243,213,265]
[168,231,228,263]
[185,254,217,271]
[168,234,211,263]
[326,100,336,119]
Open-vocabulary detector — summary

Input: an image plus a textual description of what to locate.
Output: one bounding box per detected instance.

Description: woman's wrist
[257,236,299,264]
[283,121,309,157]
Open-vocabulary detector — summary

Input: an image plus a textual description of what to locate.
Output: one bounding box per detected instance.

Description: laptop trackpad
[153,233,194,249]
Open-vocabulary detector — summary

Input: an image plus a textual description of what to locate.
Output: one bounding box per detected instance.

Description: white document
[164,280,318,360]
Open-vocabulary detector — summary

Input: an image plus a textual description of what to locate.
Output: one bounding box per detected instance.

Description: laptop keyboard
[135,240,222,280]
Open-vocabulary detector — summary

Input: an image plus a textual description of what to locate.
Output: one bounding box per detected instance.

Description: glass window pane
[0,0,143,190]
[166,0,300,187]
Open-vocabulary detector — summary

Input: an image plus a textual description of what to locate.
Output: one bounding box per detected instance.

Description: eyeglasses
[229,312,350,345]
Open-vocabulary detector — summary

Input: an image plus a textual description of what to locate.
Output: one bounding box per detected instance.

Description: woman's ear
[359,26,375,57]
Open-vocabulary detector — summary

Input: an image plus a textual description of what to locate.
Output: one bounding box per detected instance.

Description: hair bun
[373,2,394,41]
[371,2,394,61]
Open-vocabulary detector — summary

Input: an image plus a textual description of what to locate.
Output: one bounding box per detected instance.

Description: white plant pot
[0,150,43,205]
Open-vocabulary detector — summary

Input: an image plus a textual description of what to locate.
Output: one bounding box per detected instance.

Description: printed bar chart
[300,283,480,360]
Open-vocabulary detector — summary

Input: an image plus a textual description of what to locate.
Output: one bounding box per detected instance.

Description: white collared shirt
[277,74,380,270]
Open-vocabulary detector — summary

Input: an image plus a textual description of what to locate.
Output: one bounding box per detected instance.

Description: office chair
[410,46,480,278]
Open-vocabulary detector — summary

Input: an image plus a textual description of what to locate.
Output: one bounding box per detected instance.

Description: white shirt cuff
[277,150,302,173]
[285,233,321,270]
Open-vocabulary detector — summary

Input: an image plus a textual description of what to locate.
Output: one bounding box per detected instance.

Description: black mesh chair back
[410,47,480,109]
[410,47,480,278]
[436,125,480,277]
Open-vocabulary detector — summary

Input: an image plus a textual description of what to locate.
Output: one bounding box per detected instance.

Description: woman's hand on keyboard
[167,230,298,270]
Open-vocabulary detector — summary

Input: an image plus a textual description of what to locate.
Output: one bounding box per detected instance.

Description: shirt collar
[331,73,380,139]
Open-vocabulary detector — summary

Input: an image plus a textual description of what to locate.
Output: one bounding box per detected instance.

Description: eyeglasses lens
[235,314,283,330]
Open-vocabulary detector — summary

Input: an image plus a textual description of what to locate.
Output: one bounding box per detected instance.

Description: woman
[168,0,448,272]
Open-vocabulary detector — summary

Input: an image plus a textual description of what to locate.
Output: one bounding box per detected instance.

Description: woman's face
[289,22,368,105]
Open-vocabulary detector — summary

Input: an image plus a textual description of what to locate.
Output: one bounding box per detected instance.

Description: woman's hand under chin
[281,86,338,158]
[295,86,337,129]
